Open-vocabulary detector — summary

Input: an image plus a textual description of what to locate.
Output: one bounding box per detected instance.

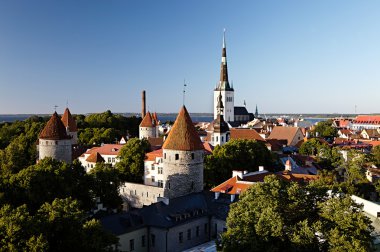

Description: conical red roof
[85,152,105,163]
[61,108,77,132]
[39,112,71,140]
[140,112,154,127]
[163,106,204,151]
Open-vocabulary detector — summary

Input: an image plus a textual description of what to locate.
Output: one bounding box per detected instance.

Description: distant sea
[0,114,326,124]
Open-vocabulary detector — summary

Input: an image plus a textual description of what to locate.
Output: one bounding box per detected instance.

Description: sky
[1,1,380,115]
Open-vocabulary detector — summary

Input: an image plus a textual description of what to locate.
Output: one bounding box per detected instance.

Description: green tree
[116,138,150,182]
[89,163,122,209]
[204,139,273,188]
[312,120,338,139]
[299,138,321,156]
[36,198,118,252]
[371,145,380,167]
[220,175,374,252]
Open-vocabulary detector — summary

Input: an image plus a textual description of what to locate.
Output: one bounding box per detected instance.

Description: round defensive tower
[61,107,78,145]
[162,106,204,199]
[139,111,157,139]
[38,112,72,163]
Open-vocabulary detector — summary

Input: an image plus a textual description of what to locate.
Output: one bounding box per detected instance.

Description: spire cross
[54,105,58,112]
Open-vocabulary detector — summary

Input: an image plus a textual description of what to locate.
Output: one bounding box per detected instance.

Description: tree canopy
[204,139,274,188]
[116,138,150,182]
[221,175,374,252]
[312,120,338,139]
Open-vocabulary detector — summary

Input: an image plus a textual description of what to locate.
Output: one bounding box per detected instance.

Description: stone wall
[39,139,72,163]
[139,126,156,139]
[120,182,164,208]
[162,149,204,199]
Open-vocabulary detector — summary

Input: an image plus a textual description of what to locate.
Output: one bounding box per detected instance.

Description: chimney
[259,166,264,172]
[142,90,146,118]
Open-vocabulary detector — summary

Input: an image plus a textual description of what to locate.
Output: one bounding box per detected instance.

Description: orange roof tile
[268,126,302,145]
[85,152,105,163]
[39,112,71,140]
[162,106,204,151]
[145,149,163,162]
[83,144,123,156]
[140,112,155,127]
[354,115,380,124]
[276,172,319,182]
[61,108,77,132]
[148,137,163,147]
[211,176,253,195]
[230,128,266,142]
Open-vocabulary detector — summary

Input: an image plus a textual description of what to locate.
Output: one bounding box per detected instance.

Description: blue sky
[1,1,380,114]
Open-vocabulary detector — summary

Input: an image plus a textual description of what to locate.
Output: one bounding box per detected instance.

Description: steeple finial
[223,28,226,48]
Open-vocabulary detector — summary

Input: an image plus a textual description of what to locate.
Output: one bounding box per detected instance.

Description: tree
[6,158,93,211]
[371,145,380,167]
[299,138,321,156]
[36,198,118,252]
[312,120,338,139]
[89,163,122,209]
[220,175,374,252]
[204,139,273,188]
[116,138,150,182]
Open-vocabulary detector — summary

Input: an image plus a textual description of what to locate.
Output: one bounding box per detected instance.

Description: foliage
[89,163,122,209]
[371,145,380,167]
[4,158,93,212]
[299,139,343,169]
[312,120,338,139]
[204,139,273,188]
[77,110,141,145]
[221,175,374,252]
[116,138,150,182]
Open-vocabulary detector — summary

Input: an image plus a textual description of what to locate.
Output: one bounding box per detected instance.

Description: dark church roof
[234,106,249,115]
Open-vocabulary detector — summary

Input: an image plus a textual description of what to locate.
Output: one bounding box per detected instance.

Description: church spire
[217,29,232,91]
[255,104,259,118]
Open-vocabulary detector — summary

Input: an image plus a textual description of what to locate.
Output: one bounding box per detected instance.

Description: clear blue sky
[1,1,380,114]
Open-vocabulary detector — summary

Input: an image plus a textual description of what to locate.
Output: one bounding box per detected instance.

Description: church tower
[38,112,72,163]
[207,91,230,146]
[214,30,234,122]
[61,107,78,145]
[162,106,204,199]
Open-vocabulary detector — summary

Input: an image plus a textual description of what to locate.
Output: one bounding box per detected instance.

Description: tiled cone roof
[140,112,155,127]
[163,106,204,151]
[39,112,71,140]
[85,152,105,163]
[61,108,78,132]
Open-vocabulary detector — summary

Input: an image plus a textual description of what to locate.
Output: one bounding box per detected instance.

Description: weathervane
[54,105,58,112]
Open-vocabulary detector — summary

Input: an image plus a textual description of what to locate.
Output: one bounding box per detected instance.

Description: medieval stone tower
[38,112,72,163]
[214,30,234,122]
[162,106,204,199]
[139,111,157,139]
[61,107,78,145]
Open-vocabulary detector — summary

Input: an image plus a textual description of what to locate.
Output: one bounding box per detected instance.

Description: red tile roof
[230,128,266,142]
[39,112,71,140]
[210,176,253,194]
[83,144,123,156]
[145,149,163,162]
[268,126,303,145]
[148,137,163,147]
[85,152,105,163]
[162,106,204,151]
[140,112,155,127]
[354,115,380,124]
[203,142,214,154]
[61,108,78,132]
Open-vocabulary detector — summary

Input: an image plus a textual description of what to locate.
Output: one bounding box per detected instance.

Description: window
[151,176,155,183]
[221,136,224,143]
[175,154,179,160]
[151,234,155,247]
[187,229,191,240]
[158,180,163,188]
[141,235,145,247]
[179,232,183,243]
[196,226,200,237]
[204,223,208,234]
[151,164,155,170]
[130,239,134,251]
[108,157,111,163]
[168,182,171,189]
[216,136,218,142]
[158,167,163,174]
[191,181,194,190]
[55,141,58,145]
[191,153,194,160]
[164,153,166,159]
[130,190,133,195]
[112,157,115,163]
